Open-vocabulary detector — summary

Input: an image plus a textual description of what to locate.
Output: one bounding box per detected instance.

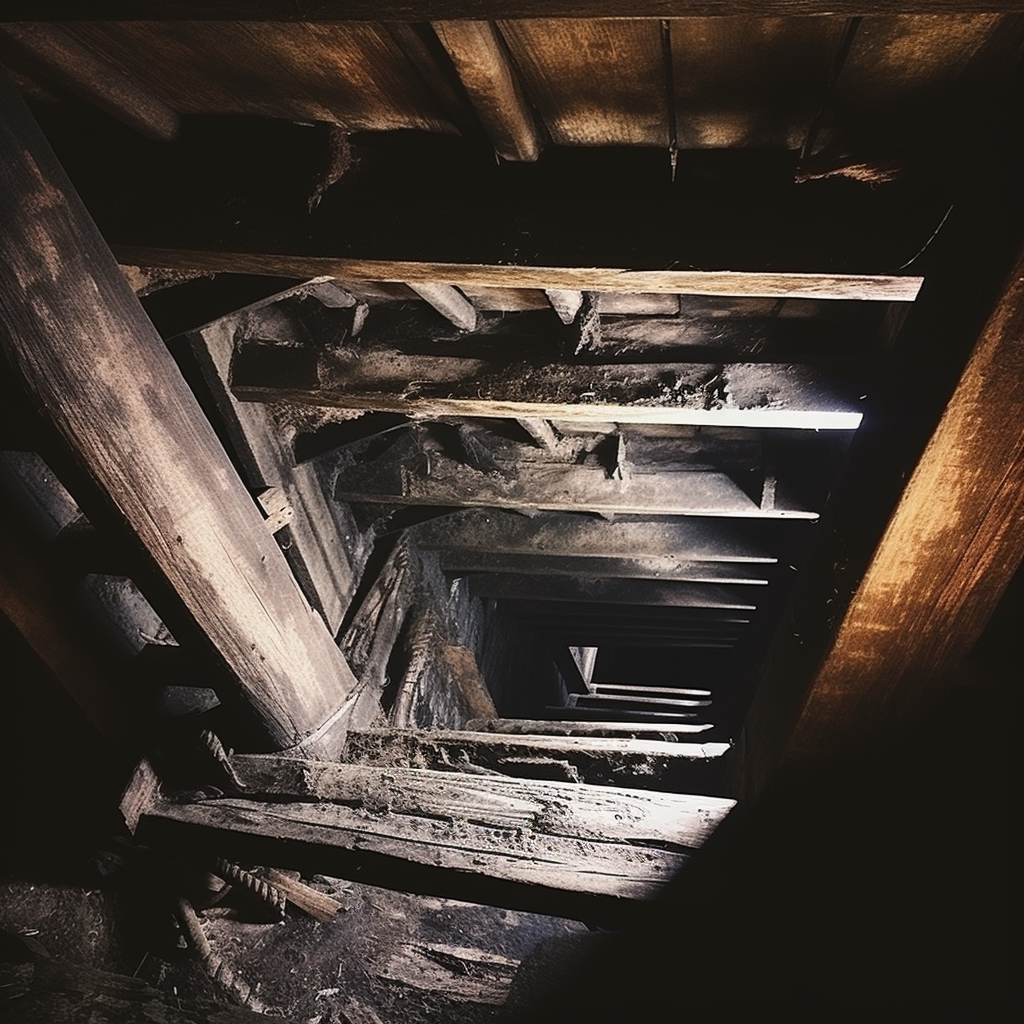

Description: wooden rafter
[0,71,356,755]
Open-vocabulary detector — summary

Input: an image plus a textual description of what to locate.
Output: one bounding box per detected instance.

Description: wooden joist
[7,4,1019,19]
[232,342,864,429]
[115,251,925,304]
[341,726,731,791]
[465,717,714,738]
[183,310,360,634]
[0,72,355,755]
[439,550,771,584]
[465,574,759,609]
[136,754,735,910]
[431,20,542,162]
[331,446,816,521]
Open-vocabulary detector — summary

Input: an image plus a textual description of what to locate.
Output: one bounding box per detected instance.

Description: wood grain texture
[669,16,846,149]
[780,247,1024,764]
[0,22,179,140]
[145,794,690,901]
[499,19,668,145]
[228,754,735,849]
[62,20,453,130]
[186,317,358,634]
[10,5,1024,20]
[0,71,355,754]
[465,717,714,737]
[432,20,542,160]
[407,282,478,330]
[412,508,777,562]
[111,248,925,301]
[232,345,864,430]
[833,13,1010,116]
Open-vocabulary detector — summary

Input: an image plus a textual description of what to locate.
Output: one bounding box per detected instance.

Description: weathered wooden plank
[506,599,754,623]
[591,684,713,697]
[431,20,542,161]
[780,244,1024,765]
[465,574,759,609]
[413,509,778,562]
[11,5,1023,20]
[549,642,591,695]
[185,315,358,634]
[0,71,354,754]
[228,754,735,849]
[440,550,771,583]
[63,20,453,131]
[117,248,924,301]
[332,447,818,519]
[231,341,863,429]
[341,726,731,791]
[465,717,714,738]
[0,22,179,140]
[574,693,712,709]
[669,16,846,149]
[543,706,709,723]
[499,19,669,146]
[143,794,689,903]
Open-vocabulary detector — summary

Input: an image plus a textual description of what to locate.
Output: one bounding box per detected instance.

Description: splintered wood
[135,754,735,905]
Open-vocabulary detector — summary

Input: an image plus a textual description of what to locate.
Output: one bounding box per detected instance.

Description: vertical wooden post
[0,72,355,755]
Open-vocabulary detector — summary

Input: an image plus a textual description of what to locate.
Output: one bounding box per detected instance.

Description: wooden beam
[341,726,731,791]
[8,4,1020,20]
[331,442,819,519]
[137,755,735,908]
[407,282,478,331]
[440,550,771,583]
[465,717,714,738]
[468,574,760,609]
[413,509,778,563]
[0,71,355,755]
[431,20,542,162]
[780,245,1024,766]
[0,23,179,141]
[182,311,360,634]
[232,342,863,429]
[116,249,924,302]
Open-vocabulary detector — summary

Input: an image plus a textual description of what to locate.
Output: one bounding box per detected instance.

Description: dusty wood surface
[0,959,295,1024]
[0,22,179,140]
[0,72,354,754]
[113,248,924,302]
[186,313,359,634]
[11,5,1023,20]
[439,549,771,583]
[232,340,864,429]
[413,509,777,562]
[228,755,733,848]
[465,718,714,738]
[500,19,668,146]
[432,20,541,161]
[377,941,517,1005]
[143,793,695,903]
[331,445,815,520]
[779,246,1024,765]
[342,726,730,791]
[62,20,453,132]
